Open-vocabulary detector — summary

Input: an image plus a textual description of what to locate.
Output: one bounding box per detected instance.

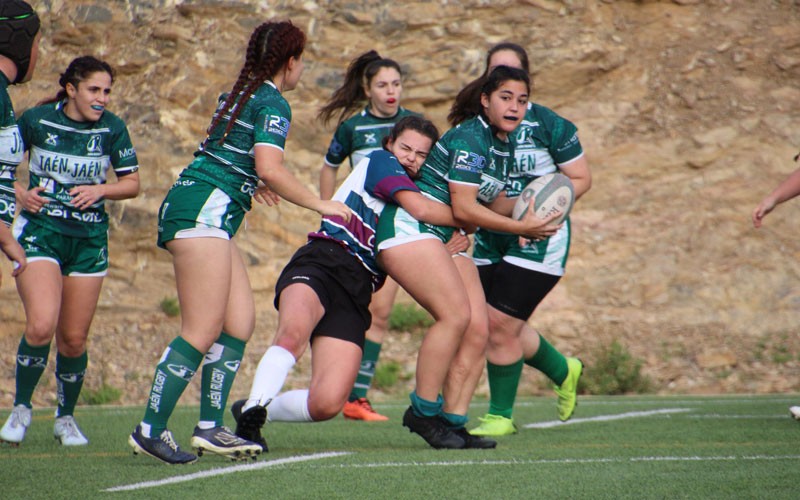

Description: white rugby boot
[0,405,32,445]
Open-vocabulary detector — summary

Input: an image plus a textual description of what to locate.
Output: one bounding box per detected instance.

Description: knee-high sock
[486,358,524,418]
[245,345,296,410]
[55,351,88,417]
[14,337,50,408]
[199,332,245,429]
[525,334,568,386]
[141,337,203,438]
[349,339,381,400]
[267,389,313,422]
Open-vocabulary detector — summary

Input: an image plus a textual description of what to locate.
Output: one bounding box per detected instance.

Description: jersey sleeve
[540,107,583,165]
[109,118,139,177]
[324,121,353,167]
[254,99,291,151]
[364,150,419,202]
[445,131,486,187]
[16,109,34,153]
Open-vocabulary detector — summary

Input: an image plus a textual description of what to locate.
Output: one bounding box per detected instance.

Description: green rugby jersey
[17,101,139,237]
[416,115,513,206]
[324,106,419,169]
[186,81,290,209]
[505,102,583,197]
[0,73,24,205]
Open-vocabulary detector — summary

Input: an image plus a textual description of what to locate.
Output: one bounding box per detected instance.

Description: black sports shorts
[478,262,561,320]
[274,238,373,348]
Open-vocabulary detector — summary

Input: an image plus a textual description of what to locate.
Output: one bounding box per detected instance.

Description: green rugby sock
[350,340,381,400]
[409,391,443,417]
[199,332,245,427]
[441,412,468,429]
[525,334,568,386]
[14,337,50,408]
[141,337,203,437]
[487,358,524,419]
[55,351,87,417]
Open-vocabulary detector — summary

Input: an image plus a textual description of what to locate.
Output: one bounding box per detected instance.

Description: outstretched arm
[753,165,800,228]
[255,145,351,221]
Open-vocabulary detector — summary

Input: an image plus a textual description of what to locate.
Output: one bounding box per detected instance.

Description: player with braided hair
[129,20,351,465]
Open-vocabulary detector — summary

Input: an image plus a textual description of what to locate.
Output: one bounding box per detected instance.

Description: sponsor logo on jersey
[0,126,24,162]
[453,150,486,173]
[266,115,290,138]
[515,126,540,147]
[556,133,580,153]
[86,135,103,156]
[364,132,377,145]
[328,138,344,156]
[96,247,108,267]
[0,197,14,217]
[46,133,58,147]
[167,364,196,381]
[118,147,136,160]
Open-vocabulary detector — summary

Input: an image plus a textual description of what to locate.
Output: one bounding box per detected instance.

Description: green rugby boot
[468,414,517,437]
[555,357,583,421]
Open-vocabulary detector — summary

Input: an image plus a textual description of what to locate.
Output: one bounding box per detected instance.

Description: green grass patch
[159,297,180,317]
[2,395,799,498]
[388,303,433,332]
[581,340,652,395]
[372,360,402,390]
[80,384,122,405]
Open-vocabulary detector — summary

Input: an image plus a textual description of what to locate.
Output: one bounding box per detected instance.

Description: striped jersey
[185,81,290,210]
[324,106,419,169]
[0,73,24,205]
[17,100,139,237]
[505,102,583,196]
[416,115,514,206]
[310,149,419,288]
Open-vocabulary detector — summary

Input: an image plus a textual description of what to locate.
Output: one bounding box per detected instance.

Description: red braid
[208,20,306,143]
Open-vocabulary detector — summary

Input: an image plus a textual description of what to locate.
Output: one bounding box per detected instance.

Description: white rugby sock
[267,389,313,422]
[245,346,296,410]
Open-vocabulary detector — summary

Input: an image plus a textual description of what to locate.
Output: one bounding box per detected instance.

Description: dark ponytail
[318,50,403,126]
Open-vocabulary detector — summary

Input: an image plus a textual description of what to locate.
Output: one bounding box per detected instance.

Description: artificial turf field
[2,394,798,499]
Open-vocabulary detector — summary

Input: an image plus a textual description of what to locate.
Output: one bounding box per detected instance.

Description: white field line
[104,451,350,492]
[524,408,691,429]
[372,396,800,410]
[303,454,800,470]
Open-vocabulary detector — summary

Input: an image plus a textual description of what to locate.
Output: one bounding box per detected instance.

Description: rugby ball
[512,173,574,224]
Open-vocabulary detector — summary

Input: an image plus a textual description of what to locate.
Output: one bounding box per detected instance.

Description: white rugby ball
[512,173,574,224]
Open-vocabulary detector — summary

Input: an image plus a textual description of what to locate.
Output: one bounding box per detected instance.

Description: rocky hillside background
[2,0,800,407]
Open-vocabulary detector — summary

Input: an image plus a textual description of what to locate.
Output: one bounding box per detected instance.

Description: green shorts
[472,218,571,276]
[375,203,456,251]
[12,214,108,276]
[157,176,246,249]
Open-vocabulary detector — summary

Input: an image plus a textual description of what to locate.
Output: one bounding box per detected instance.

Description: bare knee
[306,393,346,421]
[487,314,521,351]
[56,332,87,357]
[273,334,307,360]
[25,319,57,346]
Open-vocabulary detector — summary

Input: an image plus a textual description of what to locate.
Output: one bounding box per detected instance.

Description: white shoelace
[160,430,180,451]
